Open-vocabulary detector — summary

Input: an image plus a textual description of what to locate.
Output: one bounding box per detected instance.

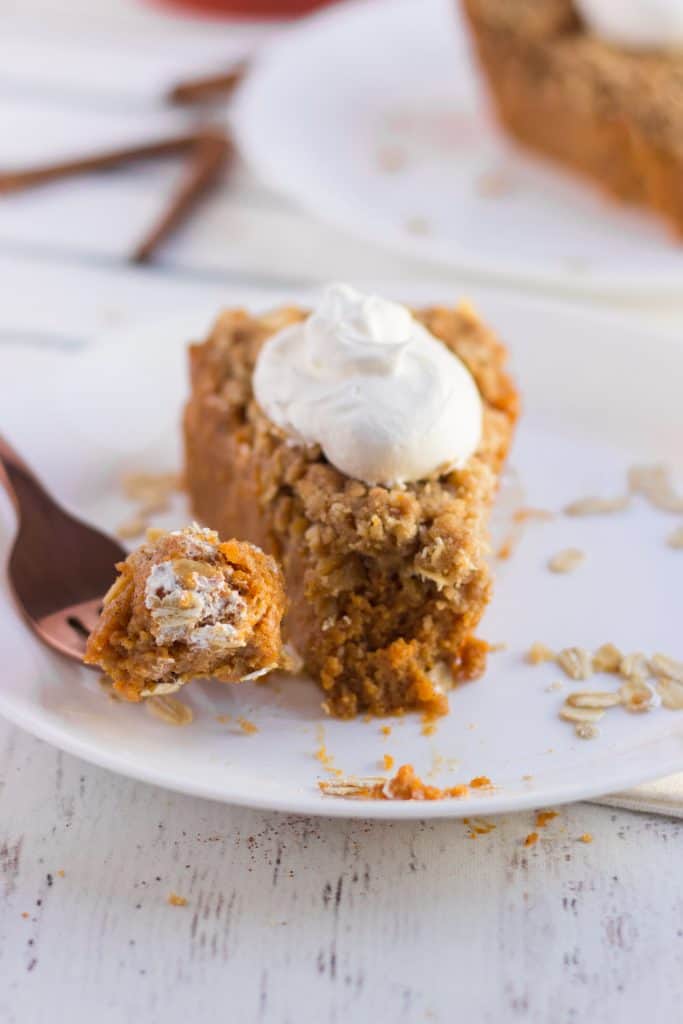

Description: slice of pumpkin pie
[184,284,518,718]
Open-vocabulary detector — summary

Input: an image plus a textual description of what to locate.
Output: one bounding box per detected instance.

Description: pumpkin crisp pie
[183,290,518,719]
[462,0,683,234]
[84,524,285,701]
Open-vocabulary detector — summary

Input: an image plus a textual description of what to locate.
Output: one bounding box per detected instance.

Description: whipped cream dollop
[253,283,483,486]
[575,0,683,50]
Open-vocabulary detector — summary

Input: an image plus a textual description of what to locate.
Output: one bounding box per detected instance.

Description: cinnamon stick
[0,133,202,195]
[167,60,248,106]
[130,129,232,265]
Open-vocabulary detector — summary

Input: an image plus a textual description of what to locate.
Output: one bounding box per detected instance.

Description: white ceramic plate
[232,0,683,297]
[2,286,683,818]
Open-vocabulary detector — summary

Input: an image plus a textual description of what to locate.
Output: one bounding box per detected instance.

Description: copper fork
[0,434,125,662]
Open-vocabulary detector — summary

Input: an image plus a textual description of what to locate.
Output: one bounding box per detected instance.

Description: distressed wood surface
[1,719,682,1024]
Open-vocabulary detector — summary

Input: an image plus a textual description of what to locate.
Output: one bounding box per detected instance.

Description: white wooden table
[2,4,683,1022]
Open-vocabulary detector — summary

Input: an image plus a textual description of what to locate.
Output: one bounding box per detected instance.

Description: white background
[1,2,683,1022]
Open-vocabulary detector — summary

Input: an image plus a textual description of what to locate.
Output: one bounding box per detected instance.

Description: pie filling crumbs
[319,764,495,801]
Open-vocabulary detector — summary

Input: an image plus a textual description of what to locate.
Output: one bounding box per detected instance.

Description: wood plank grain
[1,720,682,1023]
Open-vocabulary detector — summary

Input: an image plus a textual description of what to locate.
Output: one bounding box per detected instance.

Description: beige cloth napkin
[594,774,683,818]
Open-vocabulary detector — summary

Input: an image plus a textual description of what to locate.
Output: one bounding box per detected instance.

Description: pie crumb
[579,833,593,844]
[524,832,539,847]
[404,215,431,235]
[465,817,496,838]
[548,548,585,574]
[593,643,623,673]
[535,810,558,828]
[319,763,474,801]
[167,892,188,907]
[527,642,555,665]
[667,525,683,549]
[382,754,395,771]
[421,713,438,737]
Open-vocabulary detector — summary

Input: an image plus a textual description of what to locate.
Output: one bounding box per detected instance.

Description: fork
[0,434,125,662]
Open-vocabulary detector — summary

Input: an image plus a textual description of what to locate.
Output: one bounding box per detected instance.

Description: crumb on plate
[167,892,188,907]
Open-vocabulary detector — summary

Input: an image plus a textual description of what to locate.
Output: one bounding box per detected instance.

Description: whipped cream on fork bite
[253,283,483,486]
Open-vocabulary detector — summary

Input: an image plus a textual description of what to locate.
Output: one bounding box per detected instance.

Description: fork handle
[0,433,49,516]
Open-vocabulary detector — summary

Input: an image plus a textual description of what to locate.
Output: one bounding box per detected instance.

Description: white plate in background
[233,0,683,296]
[1,285,682,818]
